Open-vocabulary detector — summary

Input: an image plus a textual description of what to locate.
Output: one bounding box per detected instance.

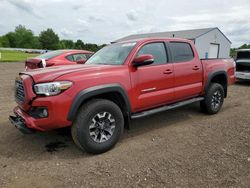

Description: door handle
[192,66,200,70]
[163,69,173,74]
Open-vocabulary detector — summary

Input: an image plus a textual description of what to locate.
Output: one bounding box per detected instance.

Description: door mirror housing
[132,54,154,67]
[76,59,87,64]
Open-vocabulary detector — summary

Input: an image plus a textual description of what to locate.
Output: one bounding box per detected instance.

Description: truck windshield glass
[86,42,136,65]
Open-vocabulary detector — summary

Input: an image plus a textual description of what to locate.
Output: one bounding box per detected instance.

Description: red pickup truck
[9,38,236,154]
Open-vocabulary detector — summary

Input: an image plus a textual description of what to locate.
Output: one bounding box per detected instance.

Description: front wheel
[71,99,124,154]
[200,83,225,114]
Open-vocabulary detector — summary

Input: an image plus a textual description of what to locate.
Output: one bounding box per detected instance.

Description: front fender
[67,84,131,121]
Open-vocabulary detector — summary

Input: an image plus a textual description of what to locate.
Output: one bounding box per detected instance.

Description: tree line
[230,44,250,58]
[0,25,106,52]
[1,25,249,56]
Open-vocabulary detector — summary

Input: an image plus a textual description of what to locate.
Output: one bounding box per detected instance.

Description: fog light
[29,107,48,118]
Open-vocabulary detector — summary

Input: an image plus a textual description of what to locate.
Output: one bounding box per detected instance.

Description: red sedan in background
[25,49,94,69]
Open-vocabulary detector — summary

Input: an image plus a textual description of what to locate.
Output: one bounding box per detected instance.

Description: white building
[113,27,231,59]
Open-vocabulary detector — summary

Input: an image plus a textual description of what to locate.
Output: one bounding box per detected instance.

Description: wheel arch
[67,84,132,128]
[205,70,228,98]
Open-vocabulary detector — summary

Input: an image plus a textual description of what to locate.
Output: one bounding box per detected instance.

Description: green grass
[0,50,39,62]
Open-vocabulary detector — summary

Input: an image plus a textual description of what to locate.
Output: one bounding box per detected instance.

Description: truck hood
[20,64,118,83]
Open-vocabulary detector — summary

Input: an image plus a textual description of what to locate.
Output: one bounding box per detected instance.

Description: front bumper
[10,95,73,132]
[9,115,34,134]
[10,107,46,132]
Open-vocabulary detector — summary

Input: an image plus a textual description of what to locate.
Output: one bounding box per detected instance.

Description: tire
[71,99,124,154]
[200,83,224,114]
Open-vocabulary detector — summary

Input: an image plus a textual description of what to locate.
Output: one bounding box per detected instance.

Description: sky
[0,0,249,47]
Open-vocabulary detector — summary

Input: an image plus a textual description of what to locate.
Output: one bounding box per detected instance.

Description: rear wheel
[71,99,124,154]
[200,83,224,114]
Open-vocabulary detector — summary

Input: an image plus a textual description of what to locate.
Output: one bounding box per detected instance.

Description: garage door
[208,43,219,58]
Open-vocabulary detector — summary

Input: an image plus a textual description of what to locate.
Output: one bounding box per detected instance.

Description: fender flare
[67,84,131,121]
[205,70,228,97]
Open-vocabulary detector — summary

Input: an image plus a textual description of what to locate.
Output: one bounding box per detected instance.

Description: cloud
[77,18,90,27]
[60,28,74,37]
[7,0,41,18]
[126,9,138,21]
[227,26,250,46]
[88,15,104,22]
[1,0,250,46]
[133,26,156,34]
[167,5,250,47]
[72,4,83,10]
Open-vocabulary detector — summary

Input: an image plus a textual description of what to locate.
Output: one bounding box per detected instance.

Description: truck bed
[201,58,236,85]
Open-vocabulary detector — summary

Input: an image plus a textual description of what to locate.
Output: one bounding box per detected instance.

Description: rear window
[36,50,64,60]
[169,42,194,62]
[237,51,250,59]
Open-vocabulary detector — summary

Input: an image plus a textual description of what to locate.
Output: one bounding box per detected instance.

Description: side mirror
[76,59,87,64]
[132,54,154,67]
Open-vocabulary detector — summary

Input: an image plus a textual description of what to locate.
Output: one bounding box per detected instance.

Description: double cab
[10,38,236,154]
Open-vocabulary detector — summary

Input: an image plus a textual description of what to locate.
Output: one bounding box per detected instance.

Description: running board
[131,97,204,119]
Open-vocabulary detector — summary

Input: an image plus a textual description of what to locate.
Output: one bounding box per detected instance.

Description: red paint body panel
[25,50,93,70]
[130,63,175,111]
[173,42,203,100]
[12,38,236,131]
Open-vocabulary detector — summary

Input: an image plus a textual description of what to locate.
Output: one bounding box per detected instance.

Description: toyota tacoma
[9,38,236,154]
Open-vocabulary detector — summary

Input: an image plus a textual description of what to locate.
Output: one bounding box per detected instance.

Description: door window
[169,42,194,62]
[73,54,87,61]
[66,55,74,61]
[137,43,168,65]
[66,54,88,62]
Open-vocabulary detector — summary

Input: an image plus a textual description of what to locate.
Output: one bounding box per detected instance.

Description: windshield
[85,42,136,65]
[36,50,64,60]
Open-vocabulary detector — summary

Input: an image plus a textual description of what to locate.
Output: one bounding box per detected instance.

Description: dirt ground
[0,63,249,188]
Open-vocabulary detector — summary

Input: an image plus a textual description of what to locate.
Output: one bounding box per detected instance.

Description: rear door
[168,42,203,100]
[130,42,174,111]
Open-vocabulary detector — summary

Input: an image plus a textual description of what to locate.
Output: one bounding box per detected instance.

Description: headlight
[34,81,72,96]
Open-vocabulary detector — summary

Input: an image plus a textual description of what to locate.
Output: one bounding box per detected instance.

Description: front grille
[15,79,25,103]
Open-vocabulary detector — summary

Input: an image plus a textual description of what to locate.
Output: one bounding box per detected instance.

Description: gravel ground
[0,63,249,188]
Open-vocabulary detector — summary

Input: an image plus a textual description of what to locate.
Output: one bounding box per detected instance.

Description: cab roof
[115,37,193,44]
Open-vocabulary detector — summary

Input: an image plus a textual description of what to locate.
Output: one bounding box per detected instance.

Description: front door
[130,42,175,111]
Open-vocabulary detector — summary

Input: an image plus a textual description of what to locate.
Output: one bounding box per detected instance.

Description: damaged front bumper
[9,115,34,134]
[9,106,47,133]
